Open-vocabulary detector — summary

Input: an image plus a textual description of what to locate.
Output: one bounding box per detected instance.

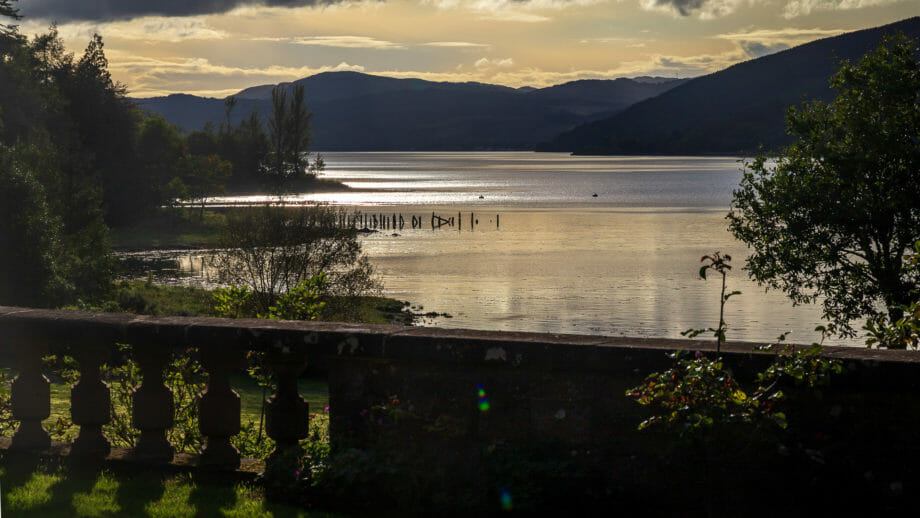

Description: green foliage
[263,274,327,321]
[134,115,186,213]
[95,345,281,458]
[212,274,325,445]
[865,301,920,349]
[863,241,920,349]
[263,84,323,194]
[0,369,16,436]
[0,144,63,306]
[728,33,920,337]
[210,204,379,314]
[628,351,772,435]
[187,111,269,190]
[107,281,217,317]
[177,153,232,216]
[626,343,842,438]
[213,284,254,319]
[98,345,204,451]
[0,0,20,37]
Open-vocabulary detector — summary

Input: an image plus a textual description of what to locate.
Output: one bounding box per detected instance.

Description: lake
[144,152,856,346]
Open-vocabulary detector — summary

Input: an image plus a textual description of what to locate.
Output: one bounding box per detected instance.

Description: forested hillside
[136,73,686,150]
[538,17,920,155]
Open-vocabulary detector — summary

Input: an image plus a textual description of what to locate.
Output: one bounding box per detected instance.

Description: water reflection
[133,152,855,345]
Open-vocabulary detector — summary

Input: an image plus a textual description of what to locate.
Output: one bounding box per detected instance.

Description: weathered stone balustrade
[0,306,352,468]
[3,304,920,479]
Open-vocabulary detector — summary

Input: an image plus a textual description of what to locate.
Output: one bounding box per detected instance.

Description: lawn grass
[0,459,342,517]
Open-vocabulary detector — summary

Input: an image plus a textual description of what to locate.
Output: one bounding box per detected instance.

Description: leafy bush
[627,343,842,437]
[209,204,379,315]
[864,241,920,349]
[262,274,326,321]
[212,284,254,319]
[865,301,920,349]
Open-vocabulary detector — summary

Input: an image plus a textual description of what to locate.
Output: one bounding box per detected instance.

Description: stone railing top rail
[2,305,917,366]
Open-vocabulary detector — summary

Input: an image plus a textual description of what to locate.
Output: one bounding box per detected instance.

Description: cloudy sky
[12,0,917,98]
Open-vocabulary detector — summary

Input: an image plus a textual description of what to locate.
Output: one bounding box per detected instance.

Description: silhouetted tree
[179,153,232,217]
[0,144,62,306]
[263,84,321,194]
[66,34,143,225]
[0,0,19,38]
[135,115,186,211]
[728,34,920,336]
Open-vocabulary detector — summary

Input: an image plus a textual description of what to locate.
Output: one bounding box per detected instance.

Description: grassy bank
[109,208,225,250]
[0,460,341,518]
[108,203,415,325]
[107,280,411,325]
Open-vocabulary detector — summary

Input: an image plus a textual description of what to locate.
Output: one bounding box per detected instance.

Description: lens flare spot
[477,383,490,412]
[500,488,513,511]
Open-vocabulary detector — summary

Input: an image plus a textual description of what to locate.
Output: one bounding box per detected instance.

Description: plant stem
[718,270,726,353]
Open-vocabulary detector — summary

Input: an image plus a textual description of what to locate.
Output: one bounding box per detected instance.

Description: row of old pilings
[349,212,406,230]
[428,211,499,231]
[346,211,500,231]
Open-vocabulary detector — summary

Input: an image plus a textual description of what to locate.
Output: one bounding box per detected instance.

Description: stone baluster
[10,336,50,451]
[266,348,309,459]
[198,344,244,468]
[132,343,175,462]
[70,341,112,458]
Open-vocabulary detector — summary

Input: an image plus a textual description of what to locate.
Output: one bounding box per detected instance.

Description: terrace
[2,305,920,513]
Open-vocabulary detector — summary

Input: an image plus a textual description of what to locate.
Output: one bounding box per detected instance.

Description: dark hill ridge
[538,16,920,156]
[236,71,517,103]
[133,73,686,150]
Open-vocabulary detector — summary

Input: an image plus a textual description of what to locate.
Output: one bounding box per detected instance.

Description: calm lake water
[143,152,856,346]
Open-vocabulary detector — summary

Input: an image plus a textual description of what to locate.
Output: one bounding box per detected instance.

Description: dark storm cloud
[739,41,790,58]
[644,0,710,16]
[19,0,342,22]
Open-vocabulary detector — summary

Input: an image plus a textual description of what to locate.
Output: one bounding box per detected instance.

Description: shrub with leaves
[0,369,17,436]
[209,204,379,315]
[212,284,253,319]
[864,302,920,350]
[627,341,842,438]
[263,273,327,321]
[864,241,920,350]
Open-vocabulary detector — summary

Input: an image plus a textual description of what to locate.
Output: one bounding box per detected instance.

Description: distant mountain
[538,17,920,155]
[134,73,686,151]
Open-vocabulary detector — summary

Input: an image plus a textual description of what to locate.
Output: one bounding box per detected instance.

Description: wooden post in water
[497,214,500,228]
[470,212,475,231]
